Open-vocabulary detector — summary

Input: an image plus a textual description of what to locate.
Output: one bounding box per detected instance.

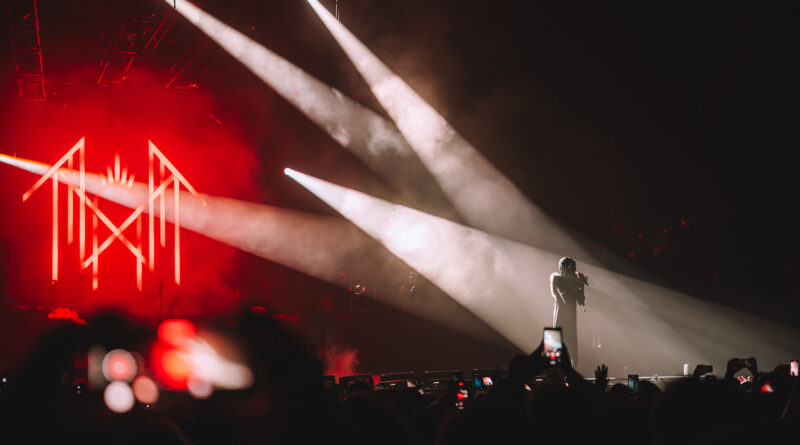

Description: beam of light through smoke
[307,0,581,254]
[305,0,698,364]
[163,0,452,215]
[285,167,800,375]
[0,153,504,346]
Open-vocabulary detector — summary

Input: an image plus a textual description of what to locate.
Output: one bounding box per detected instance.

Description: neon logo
[20,137,204,290]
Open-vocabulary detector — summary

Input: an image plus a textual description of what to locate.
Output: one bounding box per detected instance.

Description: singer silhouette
[550,257,587,366]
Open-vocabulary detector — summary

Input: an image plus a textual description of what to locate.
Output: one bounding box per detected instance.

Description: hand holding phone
[542,328,563,366]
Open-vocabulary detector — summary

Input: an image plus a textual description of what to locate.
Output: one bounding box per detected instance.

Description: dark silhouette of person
[550,257,587,366]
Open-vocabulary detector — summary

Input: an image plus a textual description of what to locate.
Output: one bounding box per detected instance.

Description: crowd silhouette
[0,310,798,444]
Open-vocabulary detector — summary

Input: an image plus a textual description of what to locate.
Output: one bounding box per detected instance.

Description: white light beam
[0,153,504,345]
[307,0,579,254]
[164,0,452,215]
[285,167,800,374]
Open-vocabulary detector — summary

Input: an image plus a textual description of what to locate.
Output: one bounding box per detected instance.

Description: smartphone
[627,374,639,395]
[542,328,563,365]
[791,360,799,377]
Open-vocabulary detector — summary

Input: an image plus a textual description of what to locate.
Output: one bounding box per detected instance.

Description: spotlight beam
[305,0,683,357]
[164,0,453,216]
[285,167,800,373]
[306,0,580,253]
[285,167,549,351]
[0,153,507,346]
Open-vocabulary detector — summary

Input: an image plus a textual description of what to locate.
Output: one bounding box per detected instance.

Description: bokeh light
[187,375,214,399]
[102,349,137,382]
[132,375,159,405]
[104,381,135,414]
[158,319,197,348]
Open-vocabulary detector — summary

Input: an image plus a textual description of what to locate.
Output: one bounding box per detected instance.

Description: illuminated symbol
[18,137,204,290]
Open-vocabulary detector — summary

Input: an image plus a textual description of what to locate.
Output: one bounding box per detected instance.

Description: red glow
[83,175,174,268]
[67,156,73,244]
[149,144,155,271]
[158,319,196,348]
[151,342,189,390]
[163,349,190,382]
[14,136,203,291]
[47,307,87,324]
[149,141,206,206]
[160,162,166,247]
[273,314,300,321]
[92,201,98,289]
[79,139,85,261]
[21,137,84,202]
[324,348,359,379]
[136,215,142,291]
[52,175,58,281]
[1,73,258,315]
[143,140,204,284]
[78,189,146,262]
[174,177,180,284]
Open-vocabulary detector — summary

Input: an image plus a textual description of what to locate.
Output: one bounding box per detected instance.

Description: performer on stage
[550,257,588,366]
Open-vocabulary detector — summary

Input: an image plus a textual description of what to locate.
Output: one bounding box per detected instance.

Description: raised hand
[692,364,712,379]
[594,364,609,389]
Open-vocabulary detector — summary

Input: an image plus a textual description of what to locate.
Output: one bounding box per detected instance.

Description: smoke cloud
[324,347,359,379]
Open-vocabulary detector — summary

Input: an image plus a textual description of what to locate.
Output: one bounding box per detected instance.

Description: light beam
[0,153,506,346]
[164,0,453,215]
[285,167,800,374]
[306,0,576,252]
